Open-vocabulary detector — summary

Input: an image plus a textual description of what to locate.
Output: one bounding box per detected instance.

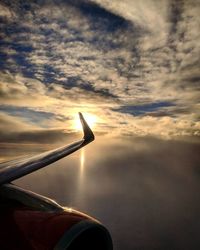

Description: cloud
[0,111,37,132]
[0,0,199,141]
[0,111,82,148]
[13,136,200,249]
[0,3,199,250]
[0,3,15,19]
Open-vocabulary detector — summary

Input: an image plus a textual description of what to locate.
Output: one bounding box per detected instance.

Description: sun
[74,113,97,131]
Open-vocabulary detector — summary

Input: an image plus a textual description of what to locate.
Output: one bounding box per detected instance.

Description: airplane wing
[0,112,94,185]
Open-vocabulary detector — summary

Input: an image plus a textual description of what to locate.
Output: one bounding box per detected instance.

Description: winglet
[79,112,95,143]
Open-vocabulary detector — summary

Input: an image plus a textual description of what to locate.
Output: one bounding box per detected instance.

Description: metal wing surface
[0,113,94,185]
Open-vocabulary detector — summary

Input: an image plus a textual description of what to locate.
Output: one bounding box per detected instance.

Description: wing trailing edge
[0,113,95,185]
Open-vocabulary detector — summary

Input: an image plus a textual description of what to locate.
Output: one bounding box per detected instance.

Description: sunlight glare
[74,113,97,131]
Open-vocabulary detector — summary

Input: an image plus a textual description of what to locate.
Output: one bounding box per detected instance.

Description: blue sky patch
[113,102,175,116]
[0,106,55,126]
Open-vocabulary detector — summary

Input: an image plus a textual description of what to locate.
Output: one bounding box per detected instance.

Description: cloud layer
[0,2,200,249]
[14,136,200,249]
[0,0,200,141]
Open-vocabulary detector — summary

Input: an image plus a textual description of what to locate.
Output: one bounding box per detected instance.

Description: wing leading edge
[0,113,95,185]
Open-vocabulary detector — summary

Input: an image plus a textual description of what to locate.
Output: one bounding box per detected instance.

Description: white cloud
[0,0,199,141]
[0,4,15,18]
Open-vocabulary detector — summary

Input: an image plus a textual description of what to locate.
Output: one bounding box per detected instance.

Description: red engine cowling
[0,184,113,250]
[0,207,113,250]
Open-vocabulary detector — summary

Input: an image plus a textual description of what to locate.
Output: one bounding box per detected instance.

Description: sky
[0,0,200,249]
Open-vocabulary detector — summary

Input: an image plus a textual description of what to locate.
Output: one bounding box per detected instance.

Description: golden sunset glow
[73,113,98,131]
[0,1,200,249]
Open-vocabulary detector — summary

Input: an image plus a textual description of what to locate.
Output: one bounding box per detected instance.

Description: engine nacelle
[0,184,113,250]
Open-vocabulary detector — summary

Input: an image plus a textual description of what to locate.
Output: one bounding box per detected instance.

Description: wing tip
[79,112,95,142]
